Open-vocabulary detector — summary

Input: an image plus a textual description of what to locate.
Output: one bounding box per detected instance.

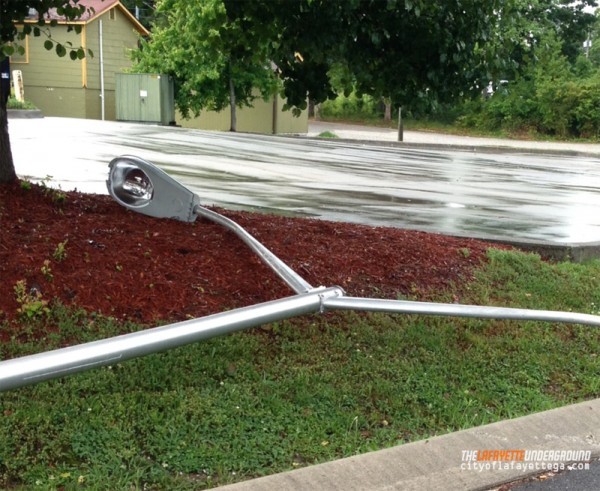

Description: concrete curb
[7,109,44,119]
[296,135,600,158]
[218,399,600,491]
[448,232,600,263]
[304,121,600,158]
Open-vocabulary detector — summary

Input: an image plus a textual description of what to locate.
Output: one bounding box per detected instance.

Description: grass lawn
[1,249,599,489]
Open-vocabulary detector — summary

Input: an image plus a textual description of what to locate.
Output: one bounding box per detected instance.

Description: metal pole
[194,205,314,294]
[4,155,600,393]
[99,19,105,121]
[397,106,403,142]
[4,286,600,392]
[323,296,600,327]
[0,287,343,392]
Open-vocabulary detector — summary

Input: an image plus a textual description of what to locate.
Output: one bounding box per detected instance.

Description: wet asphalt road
[9,117,600,244]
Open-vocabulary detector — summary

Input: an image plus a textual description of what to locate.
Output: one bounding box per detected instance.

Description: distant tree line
[321,0,600,139]
[132,0,508,131]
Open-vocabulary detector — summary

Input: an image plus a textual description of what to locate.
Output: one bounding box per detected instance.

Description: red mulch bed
[0,182,504,331]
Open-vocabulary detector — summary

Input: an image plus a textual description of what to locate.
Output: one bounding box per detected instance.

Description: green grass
[317,130,339,138]
[1,249,600,489]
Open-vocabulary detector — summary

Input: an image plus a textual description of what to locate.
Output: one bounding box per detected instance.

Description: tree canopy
[133,0,277,131]
[446,1,600,138]
[134,0,506,123]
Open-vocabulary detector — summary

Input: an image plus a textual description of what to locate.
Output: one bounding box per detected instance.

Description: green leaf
[2,45,14,57]
[56,44,67,57]
[69,50,78,61]
[44,40,54,51]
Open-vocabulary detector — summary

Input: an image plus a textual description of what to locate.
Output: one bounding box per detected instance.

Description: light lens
[122,168,154,201]
[109,162,154,207]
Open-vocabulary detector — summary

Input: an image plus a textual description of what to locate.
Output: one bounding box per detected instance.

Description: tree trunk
[0,85,17,184]
[397,105,403,142]
[229,68,237,132]
[383,96,392,122]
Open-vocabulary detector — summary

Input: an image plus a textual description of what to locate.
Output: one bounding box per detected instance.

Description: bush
[319,91,382,120]
[457,73,600,139]
[571,80,600,138]
[7,97,37,110]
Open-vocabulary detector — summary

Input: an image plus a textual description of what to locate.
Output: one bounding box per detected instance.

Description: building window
[109,8,116,20]
[10,35,29,64]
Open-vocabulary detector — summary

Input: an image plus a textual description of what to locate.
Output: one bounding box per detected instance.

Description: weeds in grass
[13,279,50,321]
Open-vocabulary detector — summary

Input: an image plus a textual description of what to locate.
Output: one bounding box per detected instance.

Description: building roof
[26,0,149,36]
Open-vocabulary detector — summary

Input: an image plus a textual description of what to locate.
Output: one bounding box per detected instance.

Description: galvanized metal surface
[193,205,314,294]
[0,287,343,392]
[107,156,201,222]
[324,297,600,327]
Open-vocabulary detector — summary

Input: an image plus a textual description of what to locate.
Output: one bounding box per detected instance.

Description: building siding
[13,27,83,89]
[85,9,140,92]
[13,7,140,120]
[23,86,87,118]
[177,94,308,134]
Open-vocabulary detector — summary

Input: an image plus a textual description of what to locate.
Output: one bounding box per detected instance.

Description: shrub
[458,72,600,139]
[7,97,37,110]
[320,91,382,120]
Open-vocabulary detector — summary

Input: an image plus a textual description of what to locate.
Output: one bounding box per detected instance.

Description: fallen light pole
[1,156,600,392]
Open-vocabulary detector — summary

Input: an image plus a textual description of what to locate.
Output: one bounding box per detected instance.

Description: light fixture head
[107,156,200,222]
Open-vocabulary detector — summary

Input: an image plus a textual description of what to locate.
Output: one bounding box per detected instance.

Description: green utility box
[116,73,175,125]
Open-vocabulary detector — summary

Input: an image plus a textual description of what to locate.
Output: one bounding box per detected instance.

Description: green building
[13,0,148,121]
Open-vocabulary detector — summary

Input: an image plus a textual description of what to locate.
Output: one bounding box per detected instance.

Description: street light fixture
[107,155,200,221]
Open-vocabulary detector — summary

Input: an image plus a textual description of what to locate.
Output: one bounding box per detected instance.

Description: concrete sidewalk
[218,399,600,491]
[307,121,600,156]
